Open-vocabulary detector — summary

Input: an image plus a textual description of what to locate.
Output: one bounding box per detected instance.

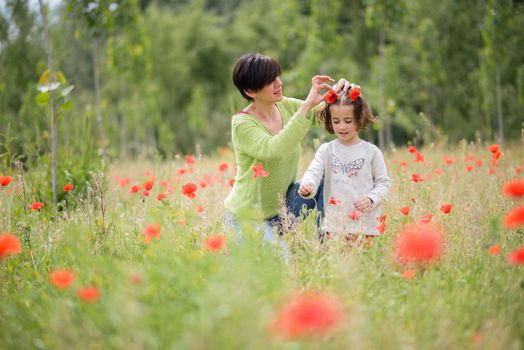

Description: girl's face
[251,77,283,103]
[330,104,360,146]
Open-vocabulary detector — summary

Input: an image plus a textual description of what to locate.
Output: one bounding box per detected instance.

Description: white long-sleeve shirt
[301,140,391,235]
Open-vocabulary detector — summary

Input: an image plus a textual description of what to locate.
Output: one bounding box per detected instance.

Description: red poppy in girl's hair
[0,176,13,186]
[440,203,452,214]
[50,269,75,289]
[252,162,269,178]
[394,222,445,266]
[502,179,524,199]
[507,247,524,265]
[0,233,21,260]
[324,90,338,104]
[181,182,198,198]
[31,202,44,210]
[503,206,524,229]
[270,291,343,340]
[349,87,360,101]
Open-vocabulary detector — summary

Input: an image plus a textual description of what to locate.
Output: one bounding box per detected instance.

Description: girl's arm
[367,148,391,207]
[299,143,328,198]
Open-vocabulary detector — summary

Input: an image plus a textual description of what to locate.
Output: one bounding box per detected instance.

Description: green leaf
[36,92,50,106]
[61,100,74,112]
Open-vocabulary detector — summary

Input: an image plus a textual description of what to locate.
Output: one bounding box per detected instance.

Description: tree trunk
[38,0,57,207]
[92,38,105,152]
[496,65,504,145]
[378,26,386,150]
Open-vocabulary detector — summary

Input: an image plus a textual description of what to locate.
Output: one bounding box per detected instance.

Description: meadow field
[1,141,523,350]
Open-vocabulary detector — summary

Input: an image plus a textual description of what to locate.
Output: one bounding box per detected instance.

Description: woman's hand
[299,75,334,116]
[332,78,351,93]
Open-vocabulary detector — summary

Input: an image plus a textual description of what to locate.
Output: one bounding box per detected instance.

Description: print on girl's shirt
[331,156,365,178]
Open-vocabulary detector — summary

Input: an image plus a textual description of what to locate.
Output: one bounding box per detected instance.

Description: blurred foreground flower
[77,286,101,303]
[503,206,524,229]
[205,235,226,252]
[182,182,198,198]
[0,233,21,260]
[143,224,161,243]
[394,223,445,266]
[50,269,75,289]
[502,179,524,199]
[270,291,343,340]
[507,247,524,265]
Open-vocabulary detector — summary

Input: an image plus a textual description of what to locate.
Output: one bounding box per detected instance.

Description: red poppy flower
[411,197,417,203]
[270,291,343,339]
[487,244,501,256]
[488,144,500,153]
[0,233,21,260]
[394,222,445,266]
[324,90,338,104]
[143,223,161,243]
[411,173,423,182]
[349,87,360,101]
[466,165,475,172]
[414,152,424,162]
[503,206,524,229]
[443,155,454,165]
[177,219,186,225]
[0,176,13,186]
[196,206,206,213]
[329,197,340,205]
[143,179,154,191]
[507,247,524,265]
[228,179,235,187]
[130,273,143,285]
[116,176,130,188]
[157,193,167,201]
[182,182,198,198]
[379,215,387,223]
[434,169,443,175]
[349,210,362,220]
[440,203,452,214]
[218,162,229,172]
[205,234,226,252]
[77,286,101,303]
[475,159,484,167]
[252,162,269,178]
[31,202,44,210]
[176,168,188,176]
[402,270,417,279]
[407,146,417,154]
[488,168,496,175]
[50,269,75,289]
[502,179,524,199]
[515,167,523,174]
[142,190,150,197]
[130,185,141,193]
[400,207,410,216]
[185,155,195,164]
[376,222,387,234]
[63,183,74,192]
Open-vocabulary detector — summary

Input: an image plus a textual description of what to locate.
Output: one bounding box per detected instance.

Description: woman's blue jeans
[224,180,324,246]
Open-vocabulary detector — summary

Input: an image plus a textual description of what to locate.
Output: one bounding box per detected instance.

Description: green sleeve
[232,113,311,161]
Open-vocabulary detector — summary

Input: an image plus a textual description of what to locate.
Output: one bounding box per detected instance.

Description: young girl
[298,84,391,240]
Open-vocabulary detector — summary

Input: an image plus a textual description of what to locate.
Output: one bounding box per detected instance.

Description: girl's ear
[244,89,256,99]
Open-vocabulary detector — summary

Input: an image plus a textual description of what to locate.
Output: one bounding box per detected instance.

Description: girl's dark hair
[232,53,282,101]
[320,91,374,133]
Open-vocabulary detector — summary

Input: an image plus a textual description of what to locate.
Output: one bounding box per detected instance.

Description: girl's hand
[354,197,373,211]
[299,75,335,115]
[298,183,314,197]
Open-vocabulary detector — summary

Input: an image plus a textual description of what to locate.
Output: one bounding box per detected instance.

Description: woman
[224,52,336,245]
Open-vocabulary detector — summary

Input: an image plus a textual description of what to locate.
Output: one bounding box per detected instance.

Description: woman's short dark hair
[232,53,282,101]
[320,92,374,133]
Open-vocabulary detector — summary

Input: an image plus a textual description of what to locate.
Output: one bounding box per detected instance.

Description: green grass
[1,142,523,349]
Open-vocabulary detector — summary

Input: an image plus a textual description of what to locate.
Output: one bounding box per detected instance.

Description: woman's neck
[246,100,278,122]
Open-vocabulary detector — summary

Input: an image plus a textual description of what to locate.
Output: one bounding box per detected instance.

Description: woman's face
[252,77,283,103]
